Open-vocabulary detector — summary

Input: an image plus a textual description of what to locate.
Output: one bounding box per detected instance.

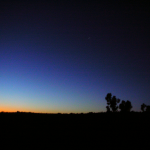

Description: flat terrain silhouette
[0,112,149,138]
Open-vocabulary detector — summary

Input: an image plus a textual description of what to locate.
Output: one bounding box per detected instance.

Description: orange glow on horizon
[0,105,87,114]
[0,105,58,114]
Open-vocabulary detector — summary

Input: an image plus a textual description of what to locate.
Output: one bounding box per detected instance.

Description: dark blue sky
[0,0,150,113]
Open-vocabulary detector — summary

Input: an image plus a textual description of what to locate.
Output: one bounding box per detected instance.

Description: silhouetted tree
[119,100,126,112]
[106,106,110,112]
[119,100,132,112]
[146,105,150,112]
[125,100,132,112]
[141,103,146,112]
[105,93,120,112]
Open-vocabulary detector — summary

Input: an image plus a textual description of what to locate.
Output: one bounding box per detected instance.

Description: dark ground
[0,112,149,148]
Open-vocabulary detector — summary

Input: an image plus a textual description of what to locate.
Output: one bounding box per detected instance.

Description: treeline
[105,93,150,112]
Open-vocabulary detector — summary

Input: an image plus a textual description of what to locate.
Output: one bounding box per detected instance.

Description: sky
[0,0,150,113]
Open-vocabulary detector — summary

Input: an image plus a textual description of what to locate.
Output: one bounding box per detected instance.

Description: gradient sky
[0,0,150,113]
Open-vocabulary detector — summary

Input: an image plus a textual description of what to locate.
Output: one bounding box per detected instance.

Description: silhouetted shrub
[88,112,93,114]
[70,113,74,115]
